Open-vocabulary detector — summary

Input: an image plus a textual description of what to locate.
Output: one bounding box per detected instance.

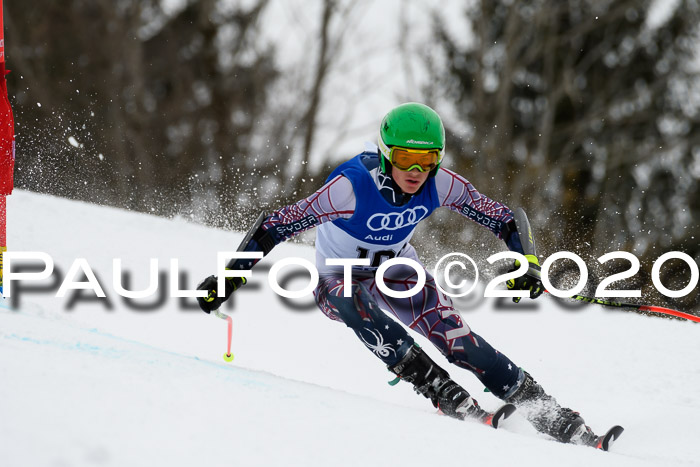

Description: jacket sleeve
[261,174,355,244]
[227,174,356,271]
[435,168,525,253]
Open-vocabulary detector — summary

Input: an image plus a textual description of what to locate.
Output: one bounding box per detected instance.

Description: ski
[592,425,624,451]
[484,403,517,429]
[436,402,516,429]
[236,211,266,251]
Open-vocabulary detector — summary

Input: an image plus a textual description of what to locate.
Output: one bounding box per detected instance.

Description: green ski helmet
[378,102,445,175]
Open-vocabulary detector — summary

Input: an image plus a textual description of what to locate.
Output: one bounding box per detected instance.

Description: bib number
[357,247,397,268]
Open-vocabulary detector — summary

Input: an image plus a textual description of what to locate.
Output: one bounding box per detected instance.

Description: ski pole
[546,291,700,323]
[212,309,234,361]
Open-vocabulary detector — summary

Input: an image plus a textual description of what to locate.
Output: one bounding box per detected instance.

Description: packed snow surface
[1,191,698,466]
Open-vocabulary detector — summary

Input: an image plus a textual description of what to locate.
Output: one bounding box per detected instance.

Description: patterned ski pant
[314,263,522,399]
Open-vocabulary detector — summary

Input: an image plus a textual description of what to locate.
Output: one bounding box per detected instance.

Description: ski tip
[599,425,624,451]
[490,403,517,429]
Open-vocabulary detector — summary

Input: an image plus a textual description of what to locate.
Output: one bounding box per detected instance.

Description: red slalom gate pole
[213,310,234,362]
[0,0,17,295]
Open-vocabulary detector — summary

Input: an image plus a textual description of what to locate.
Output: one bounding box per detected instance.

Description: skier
[197,103,605,447]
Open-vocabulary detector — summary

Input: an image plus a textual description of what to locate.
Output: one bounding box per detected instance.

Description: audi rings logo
[367,206,429,231]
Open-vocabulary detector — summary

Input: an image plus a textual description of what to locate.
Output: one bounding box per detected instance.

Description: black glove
[197,275,247,313]
[506,256,544,303]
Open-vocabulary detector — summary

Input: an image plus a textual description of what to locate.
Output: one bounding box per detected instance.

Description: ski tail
[595,425,624,451]
[436,403,516,430]
[484,403,517,429]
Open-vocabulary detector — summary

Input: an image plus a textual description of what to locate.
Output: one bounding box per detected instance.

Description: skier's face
[391,165,429,193]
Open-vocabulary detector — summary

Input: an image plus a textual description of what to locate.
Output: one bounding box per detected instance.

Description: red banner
[0,2,14,196]
[0,63,14,196]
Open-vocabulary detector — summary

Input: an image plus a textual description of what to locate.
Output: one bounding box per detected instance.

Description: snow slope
[1,190,699,467]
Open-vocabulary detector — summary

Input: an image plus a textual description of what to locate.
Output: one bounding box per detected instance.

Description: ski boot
[569,423,625,451]
[388,345,493,423]
[506,371,597,444]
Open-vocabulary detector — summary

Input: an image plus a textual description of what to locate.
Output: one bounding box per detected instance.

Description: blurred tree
[427,0,700,307]
[5,0,277,228]
[291,0,364,196]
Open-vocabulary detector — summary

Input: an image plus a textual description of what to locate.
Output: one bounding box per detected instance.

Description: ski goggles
[386,147,442,172]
